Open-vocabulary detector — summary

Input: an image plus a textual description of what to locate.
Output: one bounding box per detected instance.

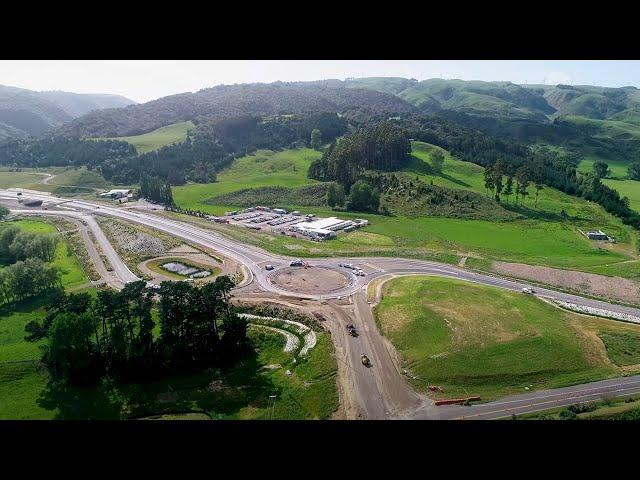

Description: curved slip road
[4,189,640,420]
[9,207,140,287]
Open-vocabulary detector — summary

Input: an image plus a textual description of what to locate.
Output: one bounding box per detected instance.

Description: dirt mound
[270,266,352,294]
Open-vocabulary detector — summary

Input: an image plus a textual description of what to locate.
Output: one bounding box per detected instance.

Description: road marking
[363,263,384,273]
[453,384,640,420]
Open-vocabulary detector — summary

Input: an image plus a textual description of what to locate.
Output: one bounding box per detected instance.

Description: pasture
[103,121,194,154]
[374,275,640,401]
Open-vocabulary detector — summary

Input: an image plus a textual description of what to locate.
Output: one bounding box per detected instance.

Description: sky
[1,60,640,104]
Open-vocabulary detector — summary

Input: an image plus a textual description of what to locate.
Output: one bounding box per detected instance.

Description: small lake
[162,261,211,278]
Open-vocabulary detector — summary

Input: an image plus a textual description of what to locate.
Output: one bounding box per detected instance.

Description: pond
[161,261,211,278]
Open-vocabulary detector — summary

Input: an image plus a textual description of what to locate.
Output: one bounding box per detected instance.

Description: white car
[521,287,534,294]
[290,259,304,267]
[265,264,274,270]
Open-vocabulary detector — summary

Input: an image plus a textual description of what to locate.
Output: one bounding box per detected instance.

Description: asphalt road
[10,207,140,287]
[405,375,640,420]
[4,189,640,420]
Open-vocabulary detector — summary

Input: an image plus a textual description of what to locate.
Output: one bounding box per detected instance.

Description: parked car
[265,264,274,270]
[290,259,304,267]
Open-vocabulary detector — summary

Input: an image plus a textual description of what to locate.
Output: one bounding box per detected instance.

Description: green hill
[103,121,195,154]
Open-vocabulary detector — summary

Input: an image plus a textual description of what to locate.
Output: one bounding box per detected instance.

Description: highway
[406,375,640,420]
[4,188,640,420]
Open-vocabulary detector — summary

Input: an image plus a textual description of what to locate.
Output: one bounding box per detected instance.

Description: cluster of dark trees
[346,180,380,212]
[592,160,610,179]
[398,115,532,170]
[477,147,640,228]
[25,277,248,385]
[628,161,640,180]
[0,136,136,170]
[139,174,174,205]
[0,226,63,304]
[325,180,380,213]
[483,160,543,207]
[308,121,411,189]
[0,258,61,304]
[0,226,59,263]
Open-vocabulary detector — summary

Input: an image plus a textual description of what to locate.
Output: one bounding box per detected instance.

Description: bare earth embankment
[491,261,640,305]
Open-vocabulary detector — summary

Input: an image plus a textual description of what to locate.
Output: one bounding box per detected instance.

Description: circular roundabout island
[269,266,353,295]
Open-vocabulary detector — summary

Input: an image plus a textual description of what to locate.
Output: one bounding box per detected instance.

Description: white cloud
[544,71,572,85]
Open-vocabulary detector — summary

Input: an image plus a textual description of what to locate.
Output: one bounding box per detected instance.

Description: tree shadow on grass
[404,155,471,189]
[36,349,277,420]
[37,378,124,420]
[0,297,45,319]
[500,203,576,222]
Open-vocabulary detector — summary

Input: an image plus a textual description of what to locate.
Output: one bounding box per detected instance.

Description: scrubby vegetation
[207,184,330,209]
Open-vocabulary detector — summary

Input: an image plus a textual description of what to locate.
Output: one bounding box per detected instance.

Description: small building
[99,189,133,200]
[585,230,609,240]
[300,227,336,240]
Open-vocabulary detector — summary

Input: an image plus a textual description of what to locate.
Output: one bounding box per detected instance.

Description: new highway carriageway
[3,188,640,420]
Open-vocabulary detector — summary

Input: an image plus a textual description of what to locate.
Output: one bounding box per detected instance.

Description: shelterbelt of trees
[25,277,249,385]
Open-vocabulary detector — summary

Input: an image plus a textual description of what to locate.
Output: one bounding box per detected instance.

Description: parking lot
[213,206,368,241]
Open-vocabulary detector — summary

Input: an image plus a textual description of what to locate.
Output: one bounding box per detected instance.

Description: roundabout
[267,265,353,295]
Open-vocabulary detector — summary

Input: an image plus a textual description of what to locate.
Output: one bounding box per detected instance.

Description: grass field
[0,168,55,190]
[578,156,640,212]
[173,148,322,214]
[170,144,638,274]
[0,218,91,419]
[374,276,640,401]
[103,121,194,154]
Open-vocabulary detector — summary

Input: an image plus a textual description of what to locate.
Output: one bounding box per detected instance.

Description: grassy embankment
[373,275,640,402]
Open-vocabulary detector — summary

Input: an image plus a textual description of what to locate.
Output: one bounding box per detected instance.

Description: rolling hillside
[0,84,135,142]
[59,83,417,138]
